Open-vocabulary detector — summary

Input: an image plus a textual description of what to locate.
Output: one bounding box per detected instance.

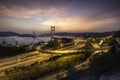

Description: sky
[0,0,120,34]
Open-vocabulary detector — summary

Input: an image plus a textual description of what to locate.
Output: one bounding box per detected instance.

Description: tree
[112,31,120,38]
[109,38,118,53]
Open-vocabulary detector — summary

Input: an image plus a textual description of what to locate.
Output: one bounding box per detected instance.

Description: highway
[0,51,39,64]
[41,46,110,54]
[0,42,111,74]
[38,61,89,80]
[0,48,110,73]
[40,41,110,54]
[0,52,59,72]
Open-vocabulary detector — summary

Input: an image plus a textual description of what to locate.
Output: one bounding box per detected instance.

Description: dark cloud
[83,0,120,21]
[1,0,120,15]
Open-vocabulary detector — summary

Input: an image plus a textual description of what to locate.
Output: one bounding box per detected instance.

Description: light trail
[0,53,59,72]
[0,51,39,64]
[38,61,88,80]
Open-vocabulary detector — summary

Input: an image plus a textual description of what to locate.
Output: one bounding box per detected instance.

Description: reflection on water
[0,36,51,45]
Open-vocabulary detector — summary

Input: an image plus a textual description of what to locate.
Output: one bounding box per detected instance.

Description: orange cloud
[41,14,120,32]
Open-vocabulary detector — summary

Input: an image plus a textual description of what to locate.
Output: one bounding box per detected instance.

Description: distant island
[0,31,33,37]
[0,31,119,37]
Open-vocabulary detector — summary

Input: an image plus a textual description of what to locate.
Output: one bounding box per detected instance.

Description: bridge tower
[32,31,37,38]
[51,26,55,41]
[51,26,55,37]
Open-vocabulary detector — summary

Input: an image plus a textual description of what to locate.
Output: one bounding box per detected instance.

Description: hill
[0,31,33,37]
[0,31,119,37]
[0,31,21,37]
[41,31,119,38]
